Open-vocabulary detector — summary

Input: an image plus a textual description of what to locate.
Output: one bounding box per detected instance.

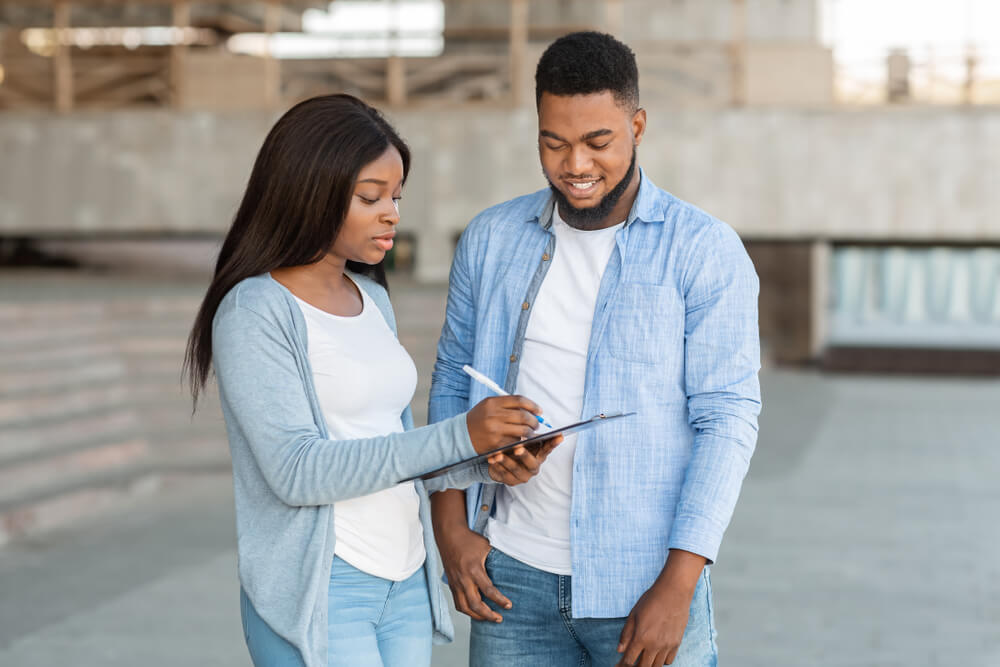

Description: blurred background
[0,1,998,665]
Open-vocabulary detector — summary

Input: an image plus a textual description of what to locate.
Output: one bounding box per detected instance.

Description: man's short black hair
[535,31,639,112]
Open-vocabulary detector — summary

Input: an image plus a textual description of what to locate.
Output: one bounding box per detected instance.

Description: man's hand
[486,434,563,485]
[616,550,707,667]
[437,524,510,622]
[431,489,512,623]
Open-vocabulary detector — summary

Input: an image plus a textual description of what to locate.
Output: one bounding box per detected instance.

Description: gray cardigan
[212,273,487,667]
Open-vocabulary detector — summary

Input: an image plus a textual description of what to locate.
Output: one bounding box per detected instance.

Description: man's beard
[547,148,637,230]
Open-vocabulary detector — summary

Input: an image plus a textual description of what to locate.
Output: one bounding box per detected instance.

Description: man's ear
[632,108,647,147]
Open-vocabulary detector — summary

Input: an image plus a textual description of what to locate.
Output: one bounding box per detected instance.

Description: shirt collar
[526,167,663,230]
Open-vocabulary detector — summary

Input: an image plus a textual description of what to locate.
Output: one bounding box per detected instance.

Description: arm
[427,221,515,621]
[428,222,481,509]
[618,223,761,666]
[671,222,760,561]
[214,304,477,507]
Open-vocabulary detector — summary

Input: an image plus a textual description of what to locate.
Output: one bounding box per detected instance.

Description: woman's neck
[271,255,362,317]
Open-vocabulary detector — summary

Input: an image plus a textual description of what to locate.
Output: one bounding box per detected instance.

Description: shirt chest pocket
[604,284,683,364]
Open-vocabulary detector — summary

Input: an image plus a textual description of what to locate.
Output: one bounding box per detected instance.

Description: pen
[462,365,553,428]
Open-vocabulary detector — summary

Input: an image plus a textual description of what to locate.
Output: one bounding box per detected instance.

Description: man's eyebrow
[582,129,613,141]
[539,129,614,142]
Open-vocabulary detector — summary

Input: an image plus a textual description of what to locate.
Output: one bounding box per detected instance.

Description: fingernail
[505,603,512,609]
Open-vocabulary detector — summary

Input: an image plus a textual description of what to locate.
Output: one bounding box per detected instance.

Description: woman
[184,94,559,667]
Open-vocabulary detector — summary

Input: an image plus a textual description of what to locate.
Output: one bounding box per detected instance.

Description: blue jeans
[470,548,718,667]
[240,557,433,667]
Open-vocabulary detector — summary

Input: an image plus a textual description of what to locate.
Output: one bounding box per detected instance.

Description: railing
[281,53,510,107]
[5,1,997,112]
[0,0,537,112]
[833,49,1000,106]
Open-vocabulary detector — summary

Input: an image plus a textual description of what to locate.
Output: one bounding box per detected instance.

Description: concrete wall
[443,0,820,43]
[1,107,998,281]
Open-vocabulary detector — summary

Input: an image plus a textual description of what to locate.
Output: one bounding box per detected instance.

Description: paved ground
[2,278,999,666]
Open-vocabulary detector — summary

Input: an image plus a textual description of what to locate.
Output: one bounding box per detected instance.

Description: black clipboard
[400,411,636,483]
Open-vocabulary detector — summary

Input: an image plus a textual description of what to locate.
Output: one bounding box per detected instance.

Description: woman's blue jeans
[240,556,432,667]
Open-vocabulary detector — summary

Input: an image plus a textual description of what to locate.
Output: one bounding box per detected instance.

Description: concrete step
[0,357,191,400]
[0,358,127,398]
[0,274,220,547]
[0,322,193,350]
[0,296,201,325]
[0,466,163,547]
[0,437,149,506]
[0,407,139,462]
[0,455,232,547]
[0,382,189,427]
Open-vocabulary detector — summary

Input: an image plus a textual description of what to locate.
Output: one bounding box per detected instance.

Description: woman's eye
[358,195,378,204]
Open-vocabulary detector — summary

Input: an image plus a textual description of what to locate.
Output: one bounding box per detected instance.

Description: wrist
[653,549,707,596]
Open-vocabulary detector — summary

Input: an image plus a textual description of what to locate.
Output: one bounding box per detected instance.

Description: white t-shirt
[293,277,425,581]
[486,207,624,575]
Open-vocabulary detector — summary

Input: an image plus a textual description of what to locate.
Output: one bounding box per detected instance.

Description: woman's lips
[373,233,395,251]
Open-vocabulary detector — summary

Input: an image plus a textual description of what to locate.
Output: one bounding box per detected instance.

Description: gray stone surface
[1,279,999,666]
[2,107,998,283]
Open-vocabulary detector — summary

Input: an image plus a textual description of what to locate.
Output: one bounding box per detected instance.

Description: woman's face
[330,145,404,266]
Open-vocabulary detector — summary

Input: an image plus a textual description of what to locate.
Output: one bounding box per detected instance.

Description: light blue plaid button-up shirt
[429,170,761,619]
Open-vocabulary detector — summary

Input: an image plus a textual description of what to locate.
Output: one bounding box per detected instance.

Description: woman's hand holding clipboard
[400,412,636,483]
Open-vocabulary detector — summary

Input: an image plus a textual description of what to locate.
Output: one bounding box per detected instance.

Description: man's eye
[544,143,565,151]
[590,143,610,150]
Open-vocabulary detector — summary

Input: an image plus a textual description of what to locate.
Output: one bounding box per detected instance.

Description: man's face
[537,91,646,229]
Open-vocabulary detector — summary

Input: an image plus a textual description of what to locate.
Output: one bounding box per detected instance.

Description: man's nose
[566,145,593,175]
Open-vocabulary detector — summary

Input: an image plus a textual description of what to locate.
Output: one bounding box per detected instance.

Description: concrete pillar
[170,1,190,109]
[386,56,406,106]
[887,48,911,103]
[730,0,747,107]
[604,0,624,38]
[508,0,528,108]
[264,0,281,108]
[53,1,73,113]
[810,240,832,359]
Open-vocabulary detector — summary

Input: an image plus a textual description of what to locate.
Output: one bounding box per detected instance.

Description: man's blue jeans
[470,548,718,667]
[240,557,432,667]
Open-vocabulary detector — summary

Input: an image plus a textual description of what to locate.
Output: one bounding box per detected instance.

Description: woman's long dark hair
[184,94,411,406]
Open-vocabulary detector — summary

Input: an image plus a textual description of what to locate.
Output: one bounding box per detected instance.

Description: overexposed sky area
[240,0,1000,74]
[256,0,444,58]
[822,0,1000,74]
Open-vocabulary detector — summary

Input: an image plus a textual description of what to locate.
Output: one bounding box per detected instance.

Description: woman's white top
[293,277,424,581]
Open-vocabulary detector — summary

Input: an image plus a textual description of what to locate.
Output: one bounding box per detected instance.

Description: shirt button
[542,253,550,261]
[521,301,530,310]
[509,354,517,362]
[481,504,490,512]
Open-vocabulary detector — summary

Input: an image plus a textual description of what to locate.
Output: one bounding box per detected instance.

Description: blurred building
[1,0,998,370]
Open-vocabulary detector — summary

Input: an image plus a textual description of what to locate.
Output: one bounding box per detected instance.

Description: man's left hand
[486,434,563,485]
[615,550,707,667]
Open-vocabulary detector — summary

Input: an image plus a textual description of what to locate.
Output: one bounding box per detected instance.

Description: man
[429,32,760,667]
